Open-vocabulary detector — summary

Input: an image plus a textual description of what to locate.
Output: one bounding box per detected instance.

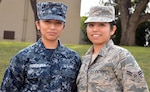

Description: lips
[46,32,57,35]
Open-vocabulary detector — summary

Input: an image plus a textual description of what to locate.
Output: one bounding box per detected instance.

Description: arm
[115,51,149,92]
[0,56,25,92]
[73,53,81,92]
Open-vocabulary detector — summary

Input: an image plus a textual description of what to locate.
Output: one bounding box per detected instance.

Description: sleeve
[73,53,81,92]
[0,55,25,92]
[115,51,149,92]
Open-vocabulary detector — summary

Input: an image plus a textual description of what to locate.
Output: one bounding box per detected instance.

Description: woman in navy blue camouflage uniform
[0,1,81,92]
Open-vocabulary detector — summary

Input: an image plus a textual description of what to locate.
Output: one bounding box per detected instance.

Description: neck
[42,38,58,49]
[93,40,110,54]
[93,44,104,55]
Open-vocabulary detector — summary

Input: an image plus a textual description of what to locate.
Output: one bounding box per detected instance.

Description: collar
[34,38,66,57]
[85,40,114,57]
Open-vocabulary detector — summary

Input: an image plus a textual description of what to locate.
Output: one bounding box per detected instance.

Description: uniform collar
[99,40,114,57]
[85,40,114,57]
[34,38,65,56]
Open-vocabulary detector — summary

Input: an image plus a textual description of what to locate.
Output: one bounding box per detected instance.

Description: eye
[99,23,105,26]
[43,20,50,23]
[87,23,94,27]
[56,21,63,25]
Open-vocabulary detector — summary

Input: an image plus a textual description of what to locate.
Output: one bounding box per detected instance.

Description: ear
[62,23,65,31]
[63,23,65,29]
[111,25,117,35]
[35,21,40,30]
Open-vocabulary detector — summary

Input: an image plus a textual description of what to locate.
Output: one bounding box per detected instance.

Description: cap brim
[39,14,66,22]
[84,17,114,23]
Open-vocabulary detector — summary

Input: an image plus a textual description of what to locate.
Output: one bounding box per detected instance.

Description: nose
[49,23,56,29]
[92,26,99,32]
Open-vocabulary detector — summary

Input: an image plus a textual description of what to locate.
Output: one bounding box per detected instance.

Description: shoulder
[11,42,37,62]
[59,45,80,57]
[112,45,131,56]
[17,43,36,56]
[112,45,137,66]
[58,45,81,63]
[109,45,135,62]
[7,43,37,69]
[106,40,130,57]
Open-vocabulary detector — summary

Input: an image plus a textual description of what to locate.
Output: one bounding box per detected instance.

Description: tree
[136,21,150,46]
[30,0,41,41]
[117,0,150,45]
[99,0,150,45]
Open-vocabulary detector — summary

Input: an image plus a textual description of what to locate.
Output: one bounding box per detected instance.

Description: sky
[80,0,150,16]
[80,0,100,16]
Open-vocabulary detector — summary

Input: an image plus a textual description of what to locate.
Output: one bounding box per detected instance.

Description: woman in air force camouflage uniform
[77,5,149,92]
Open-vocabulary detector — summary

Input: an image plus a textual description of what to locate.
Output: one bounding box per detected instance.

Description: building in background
[0,0,81,44]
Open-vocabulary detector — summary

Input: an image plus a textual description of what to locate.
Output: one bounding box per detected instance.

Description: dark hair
[109,21,116,29]
[109,21,116,39]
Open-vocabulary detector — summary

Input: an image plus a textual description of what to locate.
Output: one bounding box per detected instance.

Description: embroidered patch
[138,70,144,77]
[29,64,49,68]
[126,70,144,82]
[127,70,132,76]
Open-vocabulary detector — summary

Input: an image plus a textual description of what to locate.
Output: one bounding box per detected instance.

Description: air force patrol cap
[37,1,68,22]
[85,6,115,23]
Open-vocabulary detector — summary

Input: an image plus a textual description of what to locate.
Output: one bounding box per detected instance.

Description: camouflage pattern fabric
[0,38,81,92]
[37,1,67,22]
[77,40,149,92]
[84,6,115,23]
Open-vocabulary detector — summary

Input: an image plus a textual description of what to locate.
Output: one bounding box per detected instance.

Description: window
[3,30,15,39]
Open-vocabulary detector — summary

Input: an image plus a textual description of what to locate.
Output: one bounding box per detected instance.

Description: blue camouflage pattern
[37,1,68,22]
[0,38,81,92]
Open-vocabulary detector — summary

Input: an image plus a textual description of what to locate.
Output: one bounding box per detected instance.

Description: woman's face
[36,19,65,42]
[86,22,116,46]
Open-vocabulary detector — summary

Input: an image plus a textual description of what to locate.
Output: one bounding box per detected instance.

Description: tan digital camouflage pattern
[77,40,149,92]
[84,6,115,23]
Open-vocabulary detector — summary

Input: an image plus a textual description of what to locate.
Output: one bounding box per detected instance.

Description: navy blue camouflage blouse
[0,39,81,92]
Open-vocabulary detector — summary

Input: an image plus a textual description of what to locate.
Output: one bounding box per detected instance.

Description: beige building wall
[0,0,36,42]
[0,0,81,44]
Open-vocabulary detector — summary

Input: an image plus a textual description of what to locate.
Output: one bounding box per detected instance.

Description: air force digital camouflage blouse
[77,40,149,92]
[0,38,81,92]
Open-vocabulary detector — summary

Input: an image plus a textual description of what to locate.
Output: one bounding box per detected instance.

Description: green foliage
[136,21,150,46]
[65,44,91,56]
[0,42,150,90]
[80,16,92,44]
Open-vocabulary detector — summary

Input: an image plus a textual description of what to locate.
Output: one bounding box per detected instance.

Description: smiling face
[86,22,116,46]
[36,19,65,43]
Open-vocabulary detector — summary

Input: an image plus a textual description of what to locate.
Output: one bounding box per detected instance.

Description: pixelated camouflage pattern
[85,6,115,23]
[0,38,81,92]
[77,40,149,92]
[37,1,67,22]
